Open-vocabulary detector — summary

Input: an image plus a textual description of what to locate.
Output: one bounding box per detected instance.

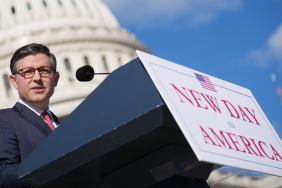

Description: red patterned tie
[42,111,55,131]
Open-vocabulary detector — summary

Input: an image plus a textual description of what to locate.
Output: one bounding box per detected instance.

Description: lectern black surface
[18,58,215,188]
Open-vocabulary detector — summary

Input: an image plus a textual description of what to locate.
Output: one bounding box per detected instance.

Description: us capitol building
[0,0,281,187]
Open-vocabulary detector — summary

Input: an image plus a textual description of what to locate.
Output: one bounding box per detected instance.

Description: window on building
[83,0,89,9]
[118,57,122,67]
[64,58,73,82]
[58,0,62,6]
[3,74,11,97]
[71,0,76,7]
[42,0,47,7]
[92,1,99,12]
[27,2,31,10]
[11,6,16,14]
[84,56,90,65]
[102,56,109,73]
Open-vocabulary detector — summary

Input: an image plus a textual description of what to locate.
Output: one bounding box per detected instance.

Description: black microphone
[76,65,110,82]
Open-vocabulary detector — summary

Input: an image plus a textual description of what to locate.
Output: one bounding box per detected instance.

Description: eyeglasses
[15,66,54,79]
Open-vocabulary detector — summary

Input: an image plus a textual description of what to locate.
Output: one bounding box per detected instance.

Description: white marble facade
[0,0,149,118]
[207,170,282,188]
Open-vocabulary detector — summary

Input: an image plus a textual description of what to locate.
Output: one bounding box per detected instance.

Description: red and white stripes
[200,75,217,92]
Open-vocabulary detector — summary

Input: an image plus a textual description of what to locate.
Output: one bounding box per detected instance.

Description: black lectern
[19,58,218,188]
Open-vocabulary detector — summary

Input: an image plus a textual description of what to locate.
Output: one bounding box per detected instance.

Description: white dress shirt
[18,99,58,128]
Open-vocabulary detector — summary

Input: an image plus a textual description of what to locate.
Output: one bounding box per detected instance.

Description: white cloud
[268,24,282,59]
[102,0,243,28]
[248,24,282,68]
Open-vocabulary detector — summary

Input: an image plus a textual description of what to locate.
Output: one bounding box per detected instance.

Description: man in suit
[0,43,60,187]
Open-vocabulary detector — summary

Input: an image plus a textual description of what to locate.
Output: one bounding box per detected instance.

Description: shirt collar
[18,99,52,118]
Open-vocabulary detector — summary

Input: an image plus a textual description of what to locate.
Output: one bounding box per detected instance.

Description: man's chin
[28,95,48,103]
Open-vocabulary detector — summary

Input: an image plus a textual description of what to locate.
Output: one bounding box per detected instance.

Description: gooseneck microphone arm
[87,73,110,75]
[76,65,110,82]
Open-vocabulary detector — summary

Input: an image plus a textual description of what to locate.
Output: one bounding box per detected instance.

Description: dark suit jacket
[0,102,61,188]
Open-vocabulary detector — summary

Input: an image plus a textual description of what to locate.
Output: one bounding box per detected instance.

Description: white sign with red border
[137,50,282,176]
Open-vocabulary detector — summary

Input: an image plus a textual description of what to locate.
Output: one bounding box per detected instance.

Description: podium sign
[137,50,282,176]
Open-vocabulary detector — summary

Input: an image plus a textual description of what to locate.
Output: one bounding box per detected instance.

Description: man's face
[9,53,60,110]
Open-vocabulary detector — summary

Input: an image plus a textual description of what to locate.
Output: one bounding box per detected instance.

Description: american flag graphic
[194,73,217,92]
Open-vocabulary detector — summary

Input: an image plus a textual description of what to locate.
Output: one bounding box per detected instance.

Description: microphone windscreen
[76,65,94,82]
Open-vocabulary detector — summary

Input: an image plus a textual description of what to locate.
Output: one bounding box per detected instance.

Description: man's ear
[9,75,18,89]
[54,72,60,87]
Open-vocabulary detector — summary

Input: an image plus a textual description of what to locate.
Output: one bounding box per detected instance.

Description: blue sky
[104,0,282,176]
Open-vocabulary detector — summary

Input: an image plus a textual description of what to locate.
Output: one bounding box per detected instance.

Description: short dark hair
[10,43,57,75]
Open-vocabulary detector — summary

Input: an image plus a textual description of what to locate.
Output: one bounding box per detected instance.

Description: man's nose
[32,70,42,81]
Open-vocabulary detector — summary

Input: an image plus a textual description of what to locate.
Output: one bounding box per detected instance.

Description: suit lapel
[51,111,62,125]
[13,102,52,137]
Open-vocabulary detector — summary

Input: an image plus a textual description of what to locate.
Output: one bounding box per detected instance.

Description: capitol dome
[0,0,149,119]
